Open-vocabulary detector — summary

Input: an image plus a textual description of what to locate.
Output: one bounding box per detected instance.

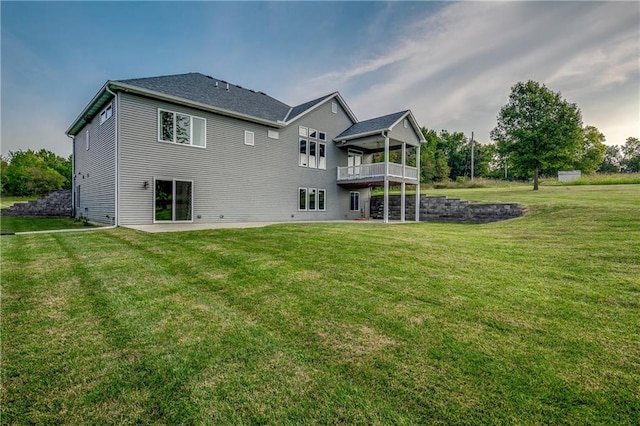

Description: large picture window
[158,109,206,147]
[298,130,326,169]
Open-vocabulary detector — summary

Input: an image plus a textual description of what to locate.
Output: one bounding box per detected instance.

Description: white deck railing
[337,162,418,181]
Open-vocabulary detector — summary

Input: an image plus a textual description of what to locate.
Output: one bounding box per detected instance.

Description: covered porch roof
[334,110,425,153]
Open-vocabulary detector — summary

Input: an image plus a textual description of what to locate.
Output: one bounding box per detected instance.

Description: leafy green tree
[491,80,583,190]
[0,156,8,194]
[574,126,606,174]
[621,137,640,172]
[598,145,622,173]
[419,128,449,183]
[3,149,71,196]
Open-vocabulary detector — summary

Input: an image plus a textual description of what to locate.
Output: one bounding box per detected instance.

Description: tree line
[1,149,72,196]
[2,80,638,197]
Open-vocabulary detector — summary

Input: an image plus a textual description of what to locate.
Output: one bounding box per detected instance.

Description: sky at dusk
[2,1,639,157]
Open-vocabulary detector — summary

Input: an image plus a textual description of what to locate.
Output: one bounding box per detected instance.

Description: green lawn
[0,195,36,210]
[0,217,92,234]
[2,185,639,424]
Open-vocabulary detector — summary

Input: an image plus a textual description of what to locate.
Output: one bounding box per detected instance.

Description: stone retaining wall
[371,194,524,223]
[1,190,72,217]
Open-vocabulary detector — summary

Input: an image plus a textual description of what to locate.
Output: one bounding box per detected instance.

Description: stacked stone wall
[1,190,72,217]
[371,194,524,223]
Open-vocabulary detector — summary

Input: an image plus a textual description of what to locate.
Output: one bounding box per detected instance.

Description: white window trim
[100,104,113,125]
[244,130,255,146]
[318,142,326,170]
[309,188,317,211]
[318,189,326,211]
[299,139,308,167]
[309,128,317,139]
[152,178,195,223]
[157,108,207,148]
[299,126,308,137]
[318,132,326,141]
[350,191,360,211]
[298,187,308,211]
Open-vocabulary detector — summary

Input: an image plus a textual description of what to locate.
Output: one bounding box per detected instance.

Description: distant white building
[558,170,581,182]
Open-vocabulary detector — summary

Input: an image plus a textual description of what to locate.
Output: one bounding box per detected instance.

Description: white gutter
[105,84,120,227]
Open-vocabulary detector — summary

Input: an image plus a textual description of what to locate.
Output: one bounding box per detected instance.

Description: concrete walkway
[124,220,383,234]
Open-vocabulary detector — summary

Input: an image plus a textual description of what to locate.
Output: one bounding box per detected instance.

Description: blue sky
[2,1,638,157]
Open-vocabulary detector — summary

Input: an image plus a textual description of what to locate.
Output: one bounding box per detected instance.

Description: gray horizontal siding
[117,92,365,225]
[389,118,421,145]
[73,101,116,224]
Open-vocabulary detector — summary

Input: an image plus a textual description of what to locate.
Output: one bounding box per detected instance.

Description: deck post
[400,182,406,222]
[401,142,406,222]
[384,133,390,223]
[415,143,421,222]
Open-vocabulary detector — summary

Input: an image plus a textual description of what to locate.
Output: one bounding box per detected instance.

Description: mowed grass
[2,185,639,424]
[0,216,92,233]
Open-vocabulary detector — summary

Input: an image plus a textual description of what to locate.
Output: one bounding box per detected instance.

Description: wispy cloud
[289,1,639,144]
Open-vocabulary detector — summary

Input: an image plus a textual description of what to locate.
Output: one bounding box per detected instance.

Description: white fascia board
[334,129,388,142]
[110,82,285,129]
[284,92,358,125]
[66,81,112,136]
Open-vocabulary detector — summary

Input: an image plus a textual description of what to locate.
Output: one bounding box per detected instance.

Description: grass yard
[0,217,92,234]
[2,185,639,424]
[0,196,36,210]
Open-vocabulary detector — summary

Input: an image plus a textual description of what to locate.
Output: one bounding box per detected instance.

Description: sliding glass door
[154,179,193,222]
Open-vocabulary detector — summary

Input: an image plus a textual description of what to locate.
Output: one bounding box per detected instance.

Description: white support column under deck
[383,133,390,224]
[415,143,421,222]
[400,142,406,222]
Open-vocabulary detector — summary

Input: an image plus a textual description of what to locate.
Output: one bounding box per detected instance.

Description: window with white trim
[244,130,254,146]
[318,189,326,211]
[331,102,337,114]
[86,130,90,151]
[309,141,317,168]
[268,130,279,139]
[100,104,113,125]
[318,143,326,170]
[299,126,308,137]
[318,132,326,141]
[158,109,206,147]
[299,187,326,211]
[350,191,360,211]
[299,187,307,211]
[309,129,317,139]
[299,139,308,167]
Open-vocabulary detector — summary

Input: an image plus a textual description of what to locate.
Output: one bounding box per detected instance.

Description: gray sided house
[66,73,425,226]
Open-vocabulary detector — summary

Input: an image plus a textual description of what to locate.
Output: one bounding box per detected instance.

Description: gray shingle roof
[116,73,290,123]
[336,110,409,140]
[286,93,335,121]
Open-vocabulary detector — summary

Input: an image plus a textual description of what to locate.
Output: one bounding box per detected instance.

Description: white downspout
[105,85,119,227]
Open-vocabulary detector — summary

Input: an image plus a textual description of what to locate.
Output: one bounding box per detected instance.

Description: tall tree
[2,149,71,196]
[490,80,583,190]
[598,145,622,173]
[575,126,606,174]
[621,137,640,173]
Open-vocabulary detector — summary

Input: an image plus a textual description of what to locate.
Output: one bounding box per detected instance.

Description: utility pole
[470,131,474,181]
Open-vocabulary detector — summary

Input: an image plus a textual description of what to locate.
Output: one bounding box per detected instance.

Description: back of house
[66,72,424,226]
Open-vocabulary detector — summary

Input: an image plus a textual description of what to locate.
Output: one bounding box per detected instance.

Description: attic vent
[258,91,267,95]
[205,75,213,79]
[226,83,230,91]
[215,81,219,88]
[249,89,255,93]
[236,85,243,89]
